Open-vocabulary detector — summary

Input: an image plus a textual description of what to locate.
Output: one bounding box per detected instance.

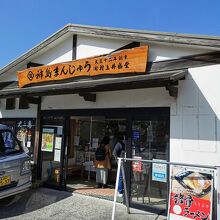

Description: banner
[168,166,213,220]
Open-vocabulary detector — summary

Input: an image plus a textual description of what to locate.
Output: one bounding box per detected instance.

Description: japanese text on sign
[17,46,148,88]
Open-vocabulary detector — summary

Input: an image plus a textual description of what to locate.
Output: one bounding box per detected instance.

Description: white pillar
[112,158,122,220]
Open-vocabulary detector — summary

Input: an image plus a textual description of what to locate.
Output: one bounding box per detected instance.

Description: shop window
[16,119,36,159]
[0,118,36,162]
[130,119,169,211]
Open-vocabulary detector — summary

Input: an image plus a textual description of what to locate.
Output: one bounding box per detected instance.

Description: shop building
[0,24,219,214]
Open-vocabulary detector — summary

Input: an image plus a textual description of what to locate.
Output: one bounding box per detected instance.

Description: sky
[0,0,220,68]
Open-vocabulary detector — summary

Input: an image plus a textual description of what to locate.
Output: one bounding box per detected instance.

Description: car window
[0,130,22,155]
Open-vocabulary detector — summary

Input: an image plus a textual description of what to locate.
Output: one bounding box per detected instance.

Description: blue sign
[132,130,140,141]
[152,159,167,183]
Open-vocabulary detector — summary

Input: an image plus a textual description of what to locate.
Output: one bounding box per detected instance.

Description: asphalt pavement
[0,187,166,220]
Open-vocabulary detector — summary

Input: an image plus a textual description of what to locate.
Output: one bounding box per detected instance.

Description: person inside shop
[112,134,125,197]
[94,136,112,188]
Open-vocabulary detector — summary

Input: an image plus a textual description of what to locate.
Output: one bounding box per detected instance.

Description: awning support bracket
[165,83,178,98]
[79,92,96,102]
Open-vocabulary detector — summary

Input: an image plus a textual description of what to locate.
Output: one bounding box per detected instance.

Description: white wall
[32,36,73,65]
[32,35,132,65]
[147,43,210,62]
[0,98,37,118]
[41,87,173,110]
[170,64,220,166]
[31,34,210,66]
[77,35,209,62]
[77,35,132,59]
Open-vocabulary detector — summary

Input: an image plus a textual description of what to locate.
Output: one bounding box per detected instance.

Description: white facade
[0,98,37,118]
[0,31,219,168]
[170,64,220,166]
[41,87,173,110]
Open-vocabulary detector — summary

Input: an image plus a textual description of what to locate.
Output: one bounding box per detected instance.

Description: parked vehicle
[0,124,32,199]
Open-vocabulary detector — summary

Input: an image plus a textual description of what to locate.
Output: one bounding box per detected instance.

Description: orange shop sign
[17,46,149,88]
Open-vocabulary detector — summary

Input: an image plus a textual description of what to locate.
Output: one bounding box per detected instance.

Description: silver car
[0,124,32,199]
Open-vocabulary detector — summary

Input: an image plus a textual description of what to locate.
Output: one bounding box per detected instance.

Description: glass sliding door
[67,116,106,182]
[39,107,170,214]
[66,116,127,186]
[130,118,169,212]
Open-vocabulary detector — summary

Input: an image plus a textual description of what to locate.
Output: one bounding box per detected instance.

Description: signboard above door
[17,46,148,88]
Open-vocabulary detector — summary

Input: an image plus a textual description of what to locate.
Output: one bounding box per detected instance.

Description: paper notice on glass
[27,141,31,148]
[74,136,80,146]
[132,156,142,172]
[55,137,62,150]
[152,159,167,182]
[54,149,61,162]
[92,138,99,149]
[41,128,54,152]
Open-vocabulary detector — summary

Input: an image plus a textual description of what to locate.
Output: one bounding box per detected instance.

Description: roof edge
[1,23,220,76]
[0,24,71,76]
[68,24,220,48]
[68,24,220,40]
